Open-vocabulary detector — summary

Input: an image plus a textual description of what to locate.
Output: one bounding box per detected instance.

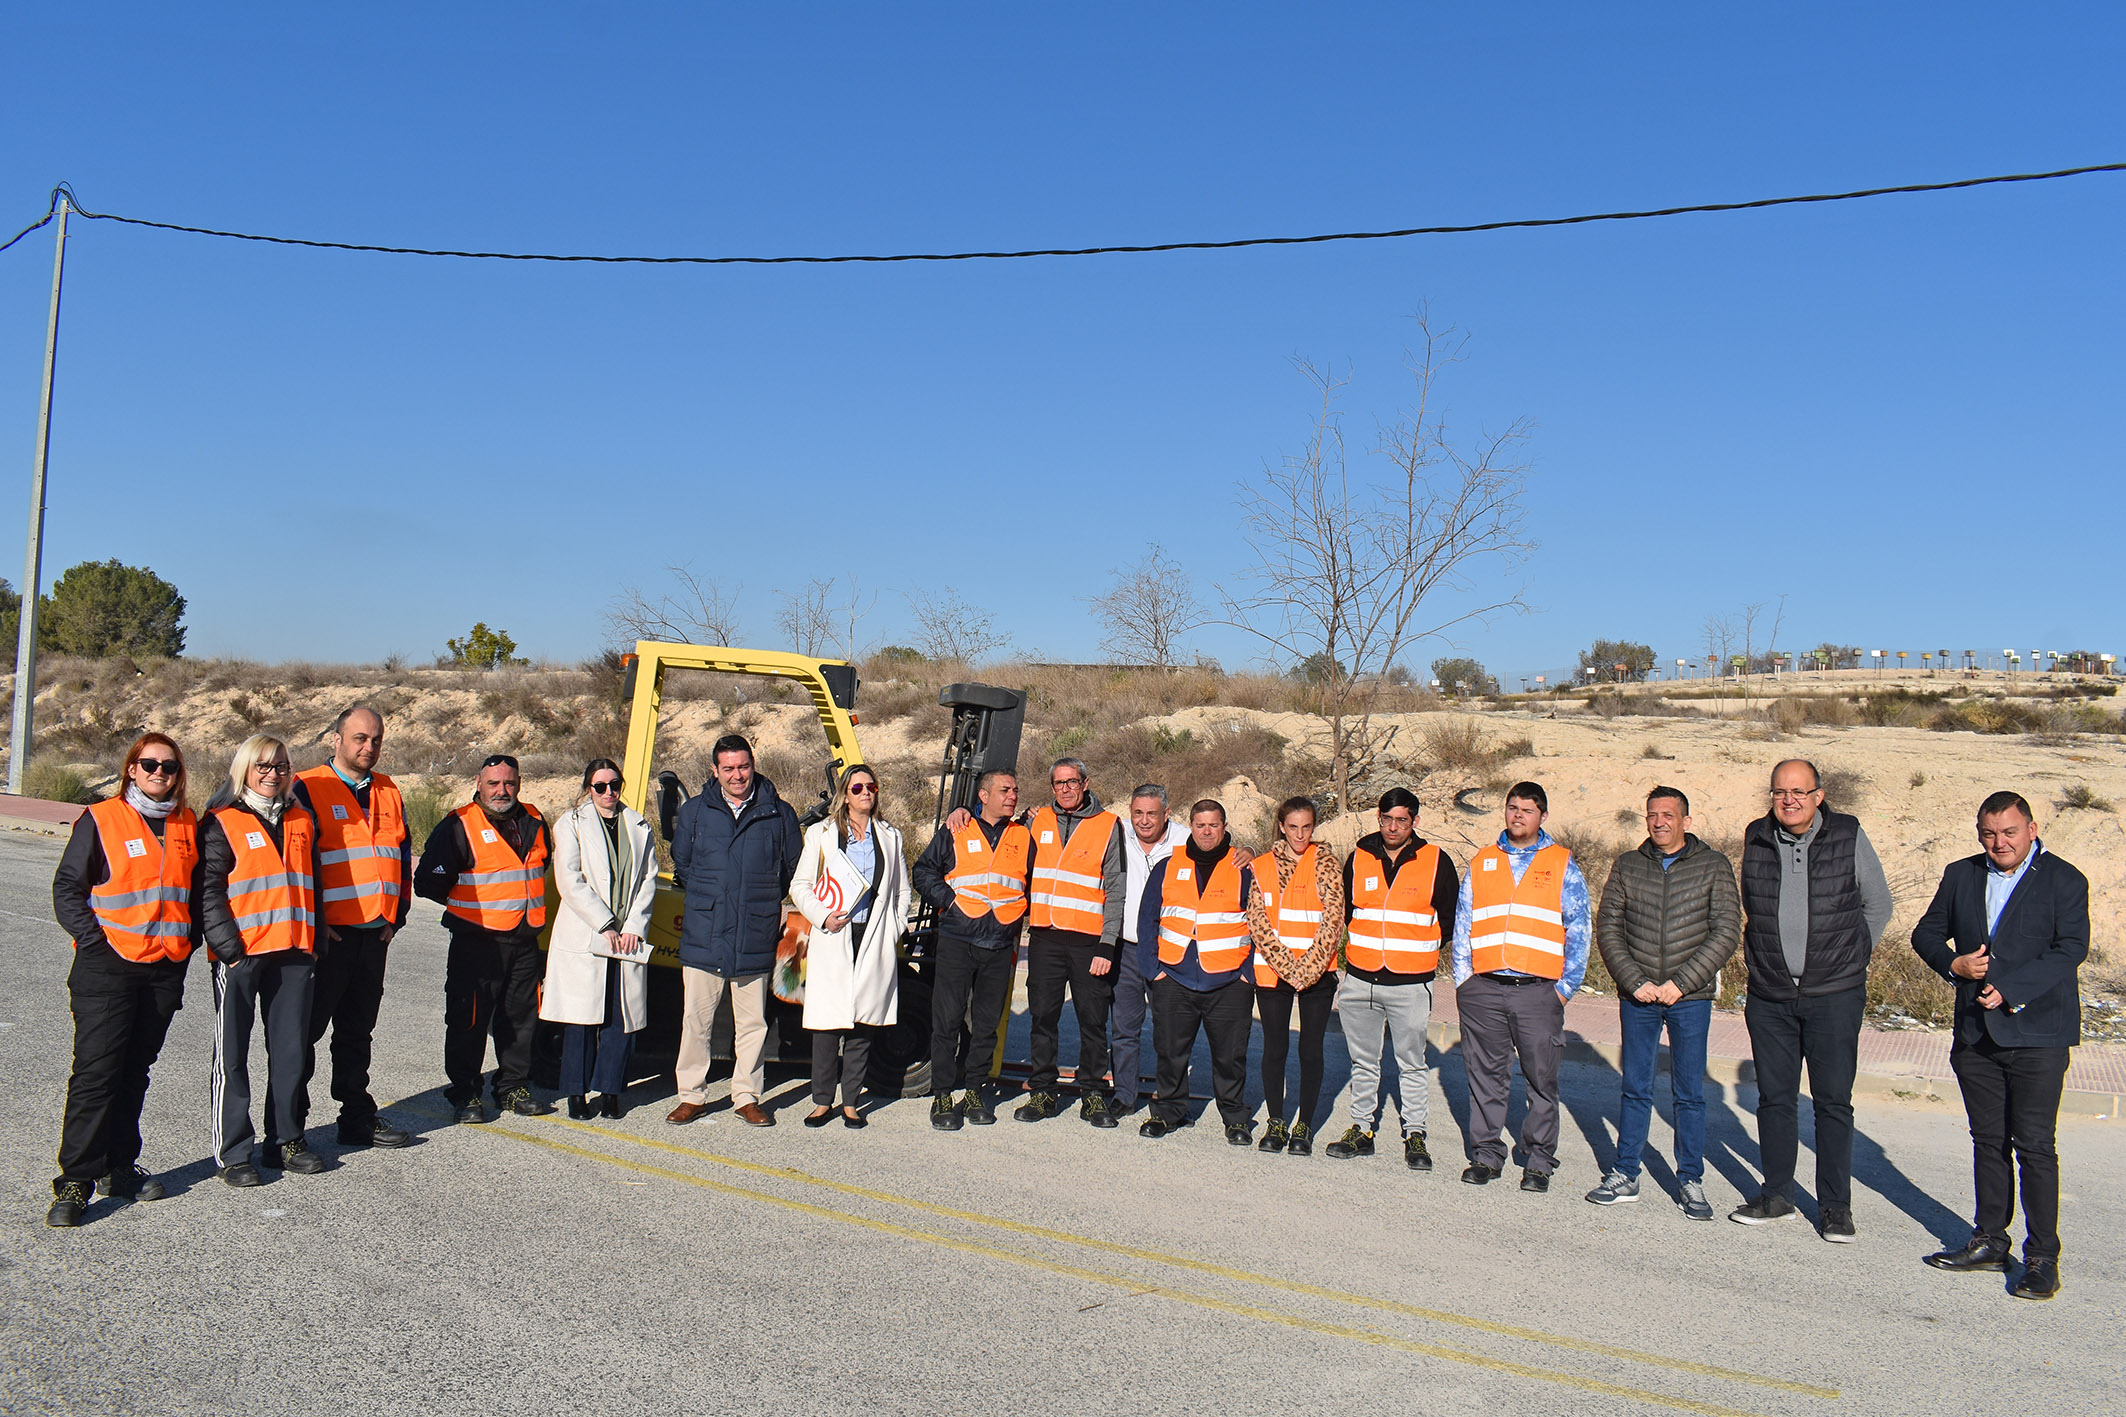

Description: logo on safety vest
[246,832,267,850]
[332,805,349,821]
[481,830,497,844]
[124,838,147,859]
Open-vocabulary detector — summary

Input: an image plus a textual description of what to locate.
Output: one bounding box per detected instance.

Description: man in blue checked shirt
[1450,781,1591,1193]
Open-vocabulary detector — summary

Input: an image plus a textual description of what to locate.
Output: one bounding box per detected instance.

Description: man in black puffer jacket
[1590,787,1739,1219]
[1731,759,1892,1241]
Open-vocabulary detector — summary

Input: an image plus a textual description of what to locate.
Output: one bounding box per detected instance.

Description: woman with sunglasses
[47,735,200,1227]
[789,764,907,1128]
[541,758,658,1119]
[1246,795,1345,1157]
[198,734,322,1186]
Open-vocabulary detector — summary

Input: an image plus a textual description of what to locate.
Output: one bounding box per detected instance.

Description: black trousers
[443,927,543,1105]
[55,943,186,1192]
[1151,975,1253,1127]
[1744,985,1864,1210]
[298,922,392,1130]
[811,1027,874,1108]
[1257,975,1336,1125]
[1025,927,1115,1093]
[930,936,1015,1095]
[211,951,316,1166]
[1951,1036,2070,1259]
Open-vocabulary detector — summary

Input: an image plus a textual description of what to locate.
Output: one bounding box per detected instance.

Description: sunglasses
[589,780,621,795]
[847,781,877,795]
[136,757,180,776]
[482,754,519,771]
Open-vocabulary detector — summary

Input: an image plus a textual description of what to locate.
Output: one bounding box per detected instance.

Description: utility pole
[8,191,69,795]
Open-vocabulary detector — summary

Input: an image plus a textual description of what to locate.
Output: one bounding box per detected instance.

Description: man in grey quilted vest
[1588,786,1740,1219]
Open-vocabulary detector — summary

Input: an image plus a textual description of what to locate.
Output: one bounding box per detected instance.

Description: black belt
[1484,972,1551,986]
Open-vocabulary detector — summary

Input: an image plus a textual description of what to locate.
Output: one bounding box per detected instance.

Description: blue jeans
[1615,997,1710,1183]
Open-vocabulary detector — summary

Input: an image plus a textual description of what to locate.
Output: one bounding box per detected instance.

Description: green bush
[444,623,526,670]
[23,755,97,805]
[34,560,186,658]
[402,777,462,852]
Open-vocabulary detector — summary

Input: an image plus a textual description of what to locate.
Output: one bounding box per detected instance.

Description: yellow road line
[540,1115,1835,1401]
[486,1122,1768,1417]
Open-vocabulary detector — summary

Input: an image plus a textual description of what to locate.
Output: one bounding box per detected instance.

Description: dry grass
[2058,782,2117,813]
[1865,929,1955,1026]
[23,756,97,804]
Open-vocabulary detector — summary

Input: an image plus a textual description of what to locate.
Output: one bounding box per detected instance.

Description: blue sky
[2,4,2120,686]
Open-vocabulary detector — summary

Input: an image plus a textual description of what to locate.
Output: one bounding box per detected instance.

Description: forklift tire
[867,960,935,1098]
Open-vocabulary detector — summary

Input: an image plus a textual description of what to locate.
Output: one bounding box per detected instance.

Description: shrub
[1640,742,1669,760]
[1421,718,1492,772]
[36,559,187,658]
[1817,764,1867,809]
[1494,736,1535,761]
[402,777,462,852]
[445,623,526,670]
[1865,930,1954,1027]
[2057,783,2117,813]
[1927,699,2043,735]
[23,756,97,804]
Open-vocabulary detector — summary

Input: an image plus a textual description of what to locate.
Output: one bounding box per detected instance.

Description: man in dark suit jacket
[1910,790,2089,1301]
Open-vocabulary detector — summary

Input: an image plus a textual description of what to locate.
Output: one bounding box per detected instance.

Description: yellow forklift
[543,639,1024,1097]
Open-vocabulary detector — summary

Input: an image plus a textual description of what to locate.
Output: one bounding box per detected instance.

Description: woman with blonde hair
[789,763,907,1128]
[1246,795,1345,1157]
[540,758,658,1119]
[47,733,200,1226]
[199,734,321,1186]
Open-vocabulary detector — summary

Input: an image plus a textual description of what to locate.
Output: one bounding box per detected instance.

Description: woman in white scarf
[540,758,658,1119]
[789,764,906,1129]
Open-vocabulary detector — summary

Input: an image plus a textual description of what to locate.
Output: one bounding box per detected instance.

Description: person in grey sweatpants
[211,953,314,1172]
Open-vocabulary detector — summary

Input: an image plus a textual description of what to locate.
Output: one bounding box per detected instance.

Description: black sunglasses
[589,779,622,794]
[481,754,519,771]
[136,757,180,776]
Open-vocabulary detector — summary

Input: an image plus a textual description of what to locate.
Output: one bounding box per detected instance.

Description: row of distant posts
[1519,651,2117,693]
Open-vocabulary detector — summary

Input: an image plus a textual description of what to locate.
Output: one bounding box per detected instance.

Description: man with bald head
[1731,758,1893,1240]
[292,706,414,1149]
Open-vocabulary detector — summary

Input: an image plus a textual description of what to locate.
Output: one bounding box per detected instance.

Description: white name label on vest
[246,832,267,850]
[1176,867,1192,880]
[1483,858,1497,871]
[125,838,147,859]
[1041,831,1054,843]
[481,830,498,845]
[333,805,349,820]
[965,838,982,853]
[1365,876,1379,891]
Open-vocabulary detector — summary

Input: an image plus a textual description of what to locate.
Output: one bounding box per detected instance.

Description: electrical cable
[5,163,2123,267]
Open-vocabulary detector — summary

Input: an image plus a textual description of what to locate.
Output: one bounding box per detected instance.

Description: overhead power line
[5,163,2123,267]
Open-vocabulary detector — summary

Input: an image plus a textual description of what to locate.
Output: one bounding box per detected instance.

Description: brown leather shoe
[665,1101,708,1126]
[735,1101,775,1128]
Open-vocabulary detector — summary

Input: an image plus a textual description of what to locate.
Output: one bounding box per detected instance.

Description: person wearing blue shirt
[1450,781,1591,1193]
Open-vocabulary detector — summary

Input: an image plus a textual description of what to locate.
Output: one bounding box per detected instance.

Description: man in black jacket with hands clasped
[1911,790,2089,1301]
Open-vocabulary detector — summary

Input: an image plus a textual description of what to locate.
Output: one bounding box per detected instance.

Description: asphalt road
[3,829,2120,1417]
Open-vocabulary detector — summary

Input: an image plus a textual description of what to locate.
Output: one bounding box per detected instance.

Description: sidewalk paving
[1429,987,2125,1111]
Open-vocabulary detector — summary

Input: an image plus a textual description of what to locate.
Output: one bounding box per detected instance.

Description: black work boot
[47,1180,92,1227]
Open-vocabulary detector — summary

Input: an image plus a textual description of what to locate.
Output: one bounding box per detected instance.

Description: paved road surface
[2,830,2119,1416]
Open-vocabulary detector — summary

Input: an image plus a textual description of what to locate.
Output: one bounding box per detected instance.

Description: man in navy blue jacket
[1911,790,2089,1300]
[666,734,801,1128]
[1135,800,1258,1145]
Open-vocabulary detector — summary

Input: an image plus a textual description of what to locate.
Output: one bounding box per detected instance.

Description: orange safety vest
[297,766,407,927]
[1345,841,1444,974]
[1467,842,1571,979]
[945,818,1031,925]
[1251,846,1332,987]
[1158,849,1250,975]
[1026,805,1117,936]
[83,798,199,964]
[211,806,317,956]
[443,802,550,932]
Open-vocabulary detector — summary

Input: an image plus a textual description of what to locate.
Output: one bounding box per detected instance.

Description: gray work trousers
[210,951,315,1167]
[1458,972,1565,1176]
[1338,974,1434,1136]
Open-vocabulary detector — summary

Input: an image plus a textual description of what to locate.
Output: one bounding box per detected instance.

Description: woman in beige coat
[541,759,659,1118]
[790,764,907,1128]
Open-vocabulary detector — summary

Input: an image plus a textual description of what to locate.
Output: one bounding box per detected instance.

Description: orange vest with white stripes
[1026,805,1116,936]
[82,798,199,964]
[1158,849,1250,974]
[1467,842,1570,979]
[946,818,1031,925]
[1250,846,1330,987]
[297,766,406,927]
[1345,842,1443,974]
[443,802,549,932]
[211,806,317,956]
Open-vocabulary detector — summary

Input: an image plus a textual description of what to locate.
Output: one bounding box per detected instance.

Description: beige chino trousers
[675,967,770,1107]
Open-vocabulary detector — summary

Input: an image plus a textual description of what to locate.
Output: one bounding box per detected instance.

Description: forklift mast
[905,682,1026,958]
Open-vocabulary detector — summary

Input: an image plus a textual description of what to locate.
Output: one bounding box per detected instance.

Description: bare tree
[1703,612,1738,678]
[606,564,743,647]
[1088,544,1204,668]
[775,579,834,658]
[1219,314,1534,809]
[906,586,1010,665]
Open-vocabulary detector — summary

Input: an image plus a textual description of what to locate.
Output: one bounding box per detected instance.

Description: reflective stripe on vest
[1251,846,1331,987]
[211,806,317,956]
[84,798,200,964]
[1345,841,1443,974]
[297,767,407,926]
[1467,842,1570,979]
[443,802,550,931]
[1026,806,1116,935]
[1158,851,1250,974]
[945,819,1031,925]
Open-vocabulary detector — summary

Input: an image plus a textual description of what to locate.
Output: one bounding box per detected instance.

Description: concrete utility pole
[8,192,69,795]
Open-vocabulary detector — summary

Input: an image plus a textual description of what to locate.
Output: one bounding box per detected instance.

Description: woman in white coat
[541,758,659,1119]
[790,763,905,1129]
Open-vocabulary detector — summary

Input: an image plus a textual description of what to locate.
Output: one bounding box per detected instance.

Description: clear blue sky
[3,4,2120,686]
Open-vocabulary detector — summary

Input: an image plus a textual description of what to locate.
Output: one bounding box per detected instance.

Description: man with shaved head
[292,705,414,1149]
